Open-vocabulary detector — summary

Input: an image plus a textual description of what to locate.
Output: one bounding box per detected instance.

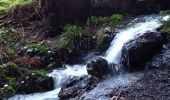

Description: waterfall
[9,15,169,100]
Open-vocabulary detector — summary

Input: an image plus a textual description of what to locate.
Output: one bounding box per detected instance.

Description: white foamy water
[9,15,169,100]
[9,65,87,100]
[105,16,163,64]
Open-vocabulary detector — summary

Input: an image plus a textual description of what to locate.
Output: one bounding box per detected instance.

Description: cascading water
[9,15,170,100]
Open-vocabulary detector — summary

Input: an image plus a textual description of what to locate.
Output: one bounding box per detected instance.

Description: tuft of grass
[53,25,85,49]
[0,0,32,14]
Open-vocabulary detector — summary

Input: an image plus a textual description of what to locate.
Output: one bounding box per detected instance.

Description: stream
[9,15,170,100]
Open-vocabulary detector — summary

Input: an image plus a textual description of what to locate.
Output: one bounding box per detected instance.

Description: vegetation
[0,0,125,98]
[161,20,170,37]
[87,14,123,26]
[0,0,32,14]
[160,10,170,15]
[25,42,48,56]
[53,25,86,49]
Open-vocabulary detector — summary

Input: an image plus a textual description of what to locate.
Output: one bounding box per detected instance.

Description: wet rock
[58,75,98,99]
[121,32,164,71]
[146,40,170,69]
[17,74,54,94]
[87,57,109,78]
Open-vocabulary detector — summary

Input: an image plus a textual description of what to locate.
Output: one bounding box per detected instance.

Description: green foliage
[0,27,9,44]
[0,0,32,14]
[33,69,48,76]
[160,10,170,15]
[110,14,124,22]
[6,48,15,55]
[7,62,17,67]
[161,20,170,37]
[87,14,123,26]
[1,77,18,97]
[26,42,48,55]
[53,25,85,49]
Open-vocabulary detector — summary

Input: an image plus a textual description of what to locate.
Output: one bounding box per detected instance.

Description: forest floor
[111,68,170,100]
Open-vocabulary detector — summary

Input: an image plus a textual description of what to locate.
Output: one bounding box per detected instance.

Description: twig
[116,89,122,100]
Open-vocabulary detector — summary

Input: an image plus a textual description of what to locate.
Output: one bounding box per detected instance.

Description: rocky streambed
[8,15,170,100]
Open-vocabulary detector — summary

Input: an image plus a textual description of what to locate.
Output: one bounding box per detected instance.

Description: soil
[111,68,170,100]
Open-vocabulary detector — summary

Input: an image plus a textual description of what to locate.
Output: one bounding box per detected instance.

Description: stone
[17,74,54,94]
[146,40,170,69]
[87,57,109,78]
[121,32,164,71]
[58,75,98,99]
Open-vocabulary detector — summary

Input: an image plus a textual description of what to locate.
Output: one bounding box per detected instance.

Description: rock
[87,57,109,78]
[58,75,98,99]
[121,32,165,71]
[17,74,54,94]
[146,40,170,69]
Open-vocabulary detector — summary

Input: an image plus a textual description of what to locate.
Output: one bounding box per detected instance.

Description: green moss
[6,48,15,55]
[87,14,123,26]
[160,10,170,15]
[0,0,32,14]
[33,69,48,76]
[161,20,170,37]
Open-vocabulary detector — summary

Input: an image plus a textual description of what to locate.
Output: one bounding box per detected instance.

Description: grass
[0,0,32,14]
[53,24,85,49]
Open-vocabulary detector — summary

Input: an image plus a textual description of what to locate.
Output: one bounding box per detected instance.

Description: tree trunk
[40,0,91,28]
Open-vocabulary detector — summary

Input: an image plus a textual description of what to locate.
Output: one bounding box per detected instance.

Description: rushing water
[9,15,170,100]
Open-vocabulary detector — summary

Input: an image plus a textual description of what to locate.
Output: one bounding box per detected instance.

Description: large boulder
[86,57,109,78]
[17,74,54,94]
[58,75,98,99]
[146,40,170,69]
[121,32,165,71]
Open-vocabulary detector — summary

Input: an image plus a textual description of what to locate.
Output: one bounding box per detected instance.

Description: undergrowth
[0,0,32,14]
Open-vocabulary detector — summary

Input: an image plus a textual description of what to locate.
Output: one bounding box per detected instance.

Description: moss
[33,69,48,76]
[160,10,170,15]
[6,48,16,55]
[161,20,170,37]
[87,14,123,26]
[0,0,32,14]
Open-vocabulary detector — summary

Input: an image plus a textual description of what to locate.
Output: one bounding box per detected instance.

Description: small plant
[53,25,85,49]
[26,42,47,56]
[110,14,123,22]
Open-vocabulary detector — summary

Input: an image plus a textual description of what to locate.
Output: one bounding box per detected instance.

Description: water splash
[105,16,162,64]
[9,15,169,100]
